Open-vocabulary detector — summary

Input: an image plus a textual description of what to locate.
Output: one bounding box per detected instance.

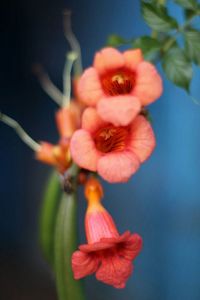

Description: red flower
[72,178,142,288]
[70,107,155,183]
[77,47,162,126]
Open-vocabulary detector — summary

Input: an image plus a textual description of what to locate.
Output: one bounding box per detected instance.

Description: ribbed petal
[123,49,143,71]
[82,107,107,134]
[134,61,163,105]
[97,96,141,126]
[72,250,99,279]
[96,254,133,288]
[97,150,140,183]
[128,115,156,163]
[115,231,131,243]
[118,234,143,261]
[70,129,101,171]
[79,232,131,253]
[77,67,104,106]
[94,47,124,74]
[79,241,115,253]
[85,209,119,244]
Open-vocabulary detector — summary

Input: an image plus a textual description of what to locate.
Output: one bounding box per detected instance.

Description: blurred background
[1,0,200,299]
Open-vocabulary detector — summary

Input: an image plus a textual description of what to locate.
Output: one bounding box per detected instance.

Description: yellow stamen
[112,73,126,84]
[99,128,116,140]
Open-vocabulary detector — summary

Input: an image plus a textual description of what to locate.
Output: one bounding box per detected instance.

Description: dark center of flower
[101,69,135,96]
[94,125,128,153]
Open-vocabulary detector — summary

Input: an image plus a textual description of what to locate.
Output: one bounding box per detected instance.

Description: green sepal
[132,36,161,61]
[106,34,130,47]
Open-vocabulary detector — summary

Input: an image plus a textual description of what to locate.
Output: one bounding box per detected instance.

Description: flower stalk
[39,171,62,267]
[54,164,86,300]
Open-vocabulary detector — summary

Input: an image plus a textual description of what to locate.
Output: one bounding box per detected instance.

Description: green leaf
[106,34,129,47]
[184,8,197,19]
[54,165,85,300]
[141,2,178,32]
[132,36,161,61]
[162,46,193,91]
[174,0,198,9]
[39,171,61,266]
[184,29,200,65]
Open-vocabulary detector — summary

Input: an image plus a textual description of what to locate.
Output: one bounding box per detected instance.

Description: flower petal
[96,254,133,288]
[116,231,131,243]
[134,61,163,105]
[79,232,131,253]
[128,115,156,163]
[97,150,140,183]
[118,233,143,261]
[70,129,101,171]
[77,67,104,106]
[94,47,124,74]
[82,107,107,133]
[79,241,115,253]
[123,49,143,70]
[72,250,99,279]
[97,96,141,126]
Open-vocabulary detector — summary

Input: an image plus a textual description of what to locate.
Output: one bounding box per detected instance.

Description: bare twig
[32,64,63,106]
[0,112,40,151]
[63,10,83,75]
[62,51,78,107]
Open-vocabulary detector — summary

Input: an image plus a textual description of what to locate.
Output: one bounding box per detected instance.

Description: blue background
[0,0,200,299]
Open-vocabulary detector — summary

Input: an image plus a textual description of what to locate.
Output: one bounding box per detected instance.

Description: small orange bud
[36,142,57,166]
[84,177,104,204]
[36,141,71,174]
[55,103,81,139]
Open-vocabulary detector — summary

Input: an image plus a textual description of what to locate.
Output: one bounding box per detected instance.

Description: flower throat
[94,125,128,153]
[101,69,135,96]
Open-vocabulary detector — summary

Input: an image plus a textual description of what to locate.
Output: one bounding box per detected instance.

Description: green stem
[162,36,177,53]
[39,171,61,267]
[54,165,86,300]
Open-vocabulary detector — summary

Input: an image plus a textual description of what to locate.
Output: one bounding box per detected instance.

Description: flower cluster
[35,47,162,288]
[36,47,162,181]
[71,47,162,183]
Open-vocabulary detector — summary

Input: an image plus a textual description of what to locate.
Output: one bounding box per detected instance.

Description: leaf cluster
[107,0,200,93]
